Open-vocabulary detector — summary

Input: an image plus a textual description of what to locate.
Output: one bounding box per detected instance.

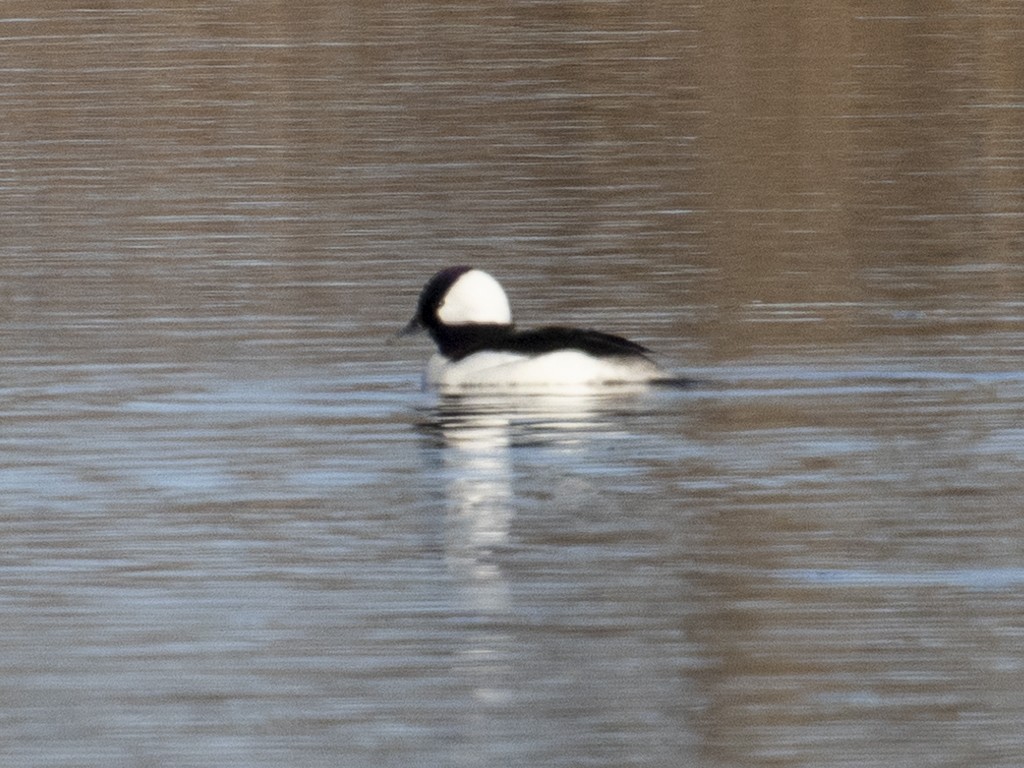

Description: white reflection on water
[429,401,518,713]
[438,408,514,615]
[413,389,699,766]
[422,390,643,613]
[424,390,658,607]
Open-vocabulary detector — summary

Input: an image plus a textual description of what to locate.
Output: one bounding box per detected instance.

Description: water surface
[3,3,1024,767]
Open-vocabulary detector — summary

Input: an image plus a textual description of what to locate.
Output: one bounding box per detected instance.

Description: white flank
[425,350,662,393]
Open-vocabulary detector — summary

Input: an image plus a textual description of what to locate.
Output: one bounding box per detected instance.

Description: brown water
[3,3,1024,767]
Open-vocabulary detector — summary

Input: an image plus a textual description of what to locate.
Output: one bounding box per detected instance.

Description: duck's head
[400,266,512,339]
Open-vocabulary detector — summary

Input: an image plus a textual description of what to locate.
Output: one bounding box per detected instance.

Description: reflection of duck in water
[399,266,671,392]
[433,406,513,613]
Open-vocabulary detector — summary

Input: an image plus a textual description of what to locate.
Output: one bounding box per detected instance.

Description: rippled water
[3,3,1024,767]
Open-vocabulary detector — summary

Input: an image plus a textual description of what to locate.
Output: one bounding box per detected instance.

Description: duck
[399,266,667,392]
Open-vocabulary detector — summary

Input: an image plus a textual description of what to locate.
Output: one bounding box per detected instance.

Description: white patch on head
[436,269,512,326]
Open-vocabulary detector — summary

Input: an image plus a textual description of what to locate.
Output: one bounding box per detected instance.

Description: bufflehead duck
[399,266,666,391]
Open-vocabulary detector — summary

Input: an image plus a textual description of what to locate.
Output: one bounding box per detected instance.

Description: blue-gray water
[3,4,1024,767]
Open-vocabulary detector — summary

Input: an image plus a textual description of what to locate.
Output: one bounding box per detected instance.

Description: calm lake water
[3,3,1024,767]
